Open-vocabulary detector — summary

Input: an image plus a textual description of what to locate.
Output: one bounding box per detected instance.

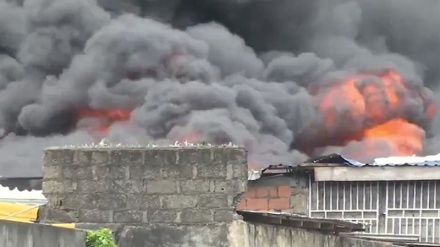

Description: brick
[145,180,177,194]
[127,194,160,210]
[180,180,210,194]
[161,195,198,209]
[255,187,269,198]
[78,209,112,223]
[268,198,289,210]
[242,188,256,198]
[91,150,110,165]
[109,149,144,166]
[198,194,229,208]
[113,210,143,223]
[268,187,278,198]
[147,209,178,223]
[278,186,292,197]
[236,199,247,210]
[181,209,213,223]
[213,209,235,222]
[245,198,268,211]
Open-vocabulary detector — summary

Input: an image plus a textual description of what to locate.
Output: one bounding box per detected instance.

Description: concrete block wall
[236,174,309,214]
[39,146,248,247]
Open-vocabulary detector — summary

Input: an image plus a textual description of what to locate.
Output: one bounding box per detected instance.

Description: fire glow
[75,70,437,161]
[76,108,131,134]
[316,70,436,158]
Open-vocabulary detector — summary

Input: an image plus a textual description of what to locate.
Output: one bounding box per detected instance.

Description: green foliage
[86,228,117,247]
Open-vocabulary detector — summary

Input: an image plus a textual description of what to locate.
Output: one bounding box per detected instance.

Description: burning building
[0,0,439,177]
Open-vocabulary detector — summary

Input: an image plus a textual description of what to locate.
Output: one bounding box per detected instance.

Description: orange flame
[76,108,131,134]
[317,70,434,158]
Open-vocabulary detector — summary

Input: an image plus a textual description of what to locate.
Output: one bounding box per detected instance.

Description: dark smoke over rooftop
[0,0,440,177]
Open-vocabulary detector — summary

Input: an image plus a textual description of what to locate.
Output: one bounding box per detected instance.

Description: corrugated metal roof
[306,153,440,167]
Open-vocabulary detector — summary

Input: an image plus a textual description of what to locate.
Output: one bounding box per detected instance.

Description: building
[239,153,440,244]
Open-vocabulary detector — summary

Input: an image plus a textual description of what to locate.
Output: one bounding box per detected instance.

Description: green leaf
[86,228,117,247]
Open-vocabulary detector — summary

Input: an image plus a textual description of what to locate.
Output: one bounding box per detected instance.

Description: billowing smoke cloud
[0,0,440,177]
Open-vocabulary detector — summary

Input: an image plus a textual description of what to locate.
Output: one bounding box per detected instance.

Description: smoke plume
[0,0,440,176]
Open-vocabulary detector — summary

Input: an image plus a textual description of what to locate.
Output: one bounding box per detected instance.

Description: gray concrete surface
[0,220,86,247]
[229,220,399,247]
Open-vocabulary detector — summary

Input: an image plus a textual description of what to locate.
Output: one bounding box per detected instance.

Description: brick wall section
[236,175,309,214]
[39,146,248,247]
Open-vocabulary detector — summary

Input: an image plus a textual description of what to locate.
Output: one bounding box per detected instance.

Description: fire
[317,70,434,158]
[76,108,131,134]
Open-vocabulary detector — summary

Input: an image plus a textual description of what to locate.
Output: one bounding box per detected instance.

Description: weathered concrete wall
[0,220,86,247]
[237,174,309,214]
[40,146,248,247]
[228,220,398,247]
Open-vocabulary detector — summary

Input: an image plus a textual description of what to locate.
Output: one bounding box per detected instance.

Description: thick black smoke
[0,0,439,177]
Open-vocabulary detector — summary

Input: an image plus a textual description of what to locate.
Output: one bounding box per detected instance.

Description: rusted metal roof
[237,210,365,233]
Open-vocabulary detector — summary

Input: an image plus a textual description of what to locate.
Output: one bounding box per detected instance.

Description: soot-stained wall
[39,146,248,247]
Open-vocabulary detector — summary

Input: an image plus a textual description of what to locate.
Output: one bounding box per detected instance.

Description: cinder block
[91,165,127,180]
[180,209,213,223]
[38,205,78,223]
[78,209,113,223]
[179,180,210,194]
[165,165,196,180]
[42,165,62,180]
[63,167,93,180]
[210,180,246,194]
[198,194,230,208]
[113,210,144,223]
[44,149,75,167]
[147,209,178,223]
[91,150,110,165]
[196,164,227,179]
[42,181,64,194]
[72,150,92,165]
[213,209,235,222]
[144,149,177,167]
[126,194,160,210]
[176,148,211,166]
[161,195,198,209]
[109,149,144,166]
[145,180,177,194]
